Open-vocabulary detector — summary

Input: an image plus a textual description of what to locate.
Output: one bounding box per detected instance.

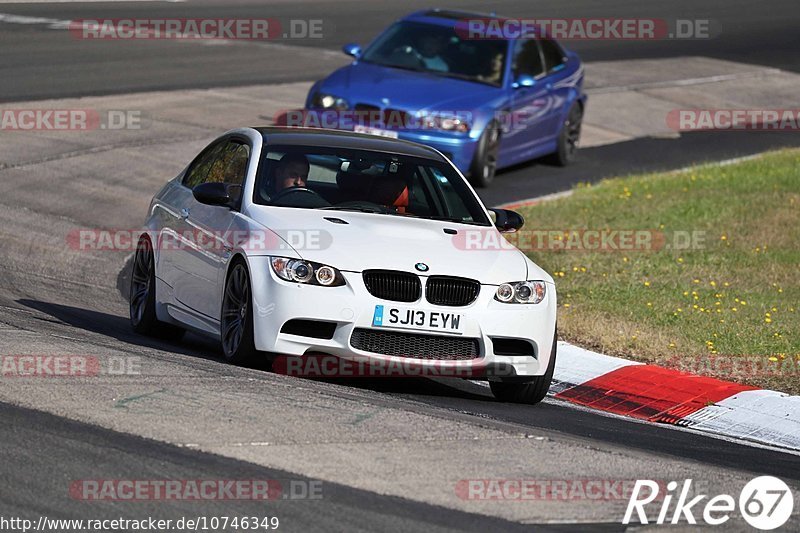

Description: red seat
[368,175,409,213]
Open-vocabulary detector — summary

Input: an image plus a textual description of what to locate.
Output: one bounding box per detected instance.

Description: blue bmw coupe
[304,9,587,187]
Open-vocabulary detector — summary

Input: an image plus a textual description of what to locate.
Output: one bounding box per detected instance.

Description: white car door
[171,139,251,322]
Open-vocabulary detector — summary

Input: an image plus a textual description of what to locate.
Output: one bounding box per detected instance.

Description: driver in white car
[274,153,310,192]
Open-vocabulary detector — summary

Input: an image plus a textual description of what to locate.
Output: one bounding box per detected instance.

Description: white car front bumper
[246,256,557,379]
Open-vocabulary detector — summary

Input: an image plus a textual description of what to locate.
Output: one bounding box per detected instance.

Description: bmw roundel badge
[415,263,429,272]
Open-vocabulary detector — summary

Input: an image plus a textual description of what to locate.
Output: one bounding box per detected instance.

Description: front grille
[350,328,480,360]
[426,276,480,306]
[363,270,421,303]
[353,103,380,123]
[383,108,411,129]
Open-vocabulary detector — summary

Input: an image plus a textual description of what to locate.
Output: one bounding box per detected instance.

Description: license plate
[353,125,399,139]
[372,305,464,334]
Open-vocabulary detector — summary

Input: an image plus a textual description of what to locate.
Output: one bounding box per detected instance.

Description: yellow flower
[765,318,772,323]
[644,281,651,287]
[646,302,653,307]
[769,356,778,362]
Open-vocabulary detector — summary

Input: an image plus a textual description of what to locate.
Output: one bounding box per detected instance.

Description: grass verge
[516,149,800,394]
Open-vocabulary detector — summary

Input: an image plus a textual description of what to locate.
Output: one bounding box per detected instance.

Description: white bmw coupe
[130,127,557,404]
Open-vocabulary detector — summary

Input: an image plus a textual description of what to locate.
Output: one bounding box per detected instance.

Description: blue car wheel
[549,103,584,167]
[469,121,501,188]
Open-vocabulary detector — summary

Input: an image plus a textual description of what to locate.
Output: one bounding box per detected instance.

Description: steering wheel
[269,187,329,207]
[388,46,426,69]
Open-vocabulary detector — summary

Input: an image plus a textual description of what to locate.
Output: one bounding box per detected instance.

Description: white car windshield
[254,146,491,226]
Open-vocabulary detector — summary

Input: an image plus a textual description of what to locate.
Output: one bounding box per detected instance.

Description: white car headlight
[495,281,546,304]
[270,257,345,287]
[313,92,349,110]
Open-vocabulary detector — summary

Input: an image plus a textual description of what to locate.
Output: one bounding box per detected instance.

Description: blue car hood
[320,61,501,112]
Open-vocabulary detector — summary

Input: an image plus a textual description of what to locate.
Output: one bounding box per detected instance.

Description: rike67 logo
[624,476,794,530]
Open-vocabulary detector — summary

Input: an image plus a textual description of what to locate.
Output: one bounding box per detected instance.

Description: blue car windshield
[361,21,507,87]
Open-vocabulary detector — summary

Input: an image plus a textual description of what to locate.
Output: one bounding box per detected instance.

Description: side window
[511,39,544,79]
[206,141,250,186]
[183,141,226,189]
[540,39,566,72]
[224,143,250,186]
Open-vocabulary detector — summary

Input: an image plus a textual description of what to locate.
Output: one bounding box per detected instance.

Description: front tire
[490,332,557,404]
[469,121,501,188]
[548,103,583,167]
[129,237,184,340]
[220,260,257,365]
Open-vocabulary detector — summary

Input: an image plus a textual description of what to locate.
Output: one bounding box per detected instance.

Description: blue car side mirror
[342,43,362,58]
[512,75,536,89]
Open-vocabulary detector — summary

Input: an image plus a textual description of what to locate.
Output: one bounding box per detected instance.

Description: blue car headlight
[495,281,546,304]
[312,92,349,111]
[420,114,471,133]
[270,257,345,287]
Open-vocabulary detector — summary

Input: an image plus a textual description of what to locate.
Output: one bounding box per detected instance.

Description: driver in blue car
[416,34,448,72]
[274,153,309,192]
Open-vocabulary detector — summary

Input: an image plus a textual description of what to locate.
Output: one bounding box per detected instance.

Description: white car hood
[246,206,535,285]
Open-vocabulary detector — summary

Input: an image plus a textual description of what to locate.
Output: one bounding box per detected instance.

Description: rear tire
[469,121,501,188]
[490,331,557,404]
[220,260,258,365]
[548,103,583,167]
[129,237,185,340]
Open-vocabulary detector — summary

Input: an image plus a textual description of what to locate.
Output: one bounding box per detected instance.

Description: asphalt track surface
[0,0,798,102]
[1,1,800,531]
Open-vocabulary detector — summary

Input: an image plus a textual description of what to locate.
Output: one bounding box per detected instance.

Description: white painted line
[587,69,784,95]
[495,190,573,209]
